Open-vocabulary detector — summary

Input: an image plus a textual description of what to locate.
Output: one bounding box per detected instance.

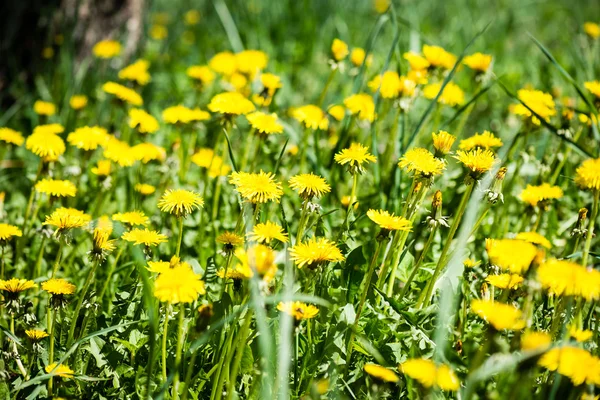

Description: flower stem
[225,309,254,400]
[399,226,437,300]
[176,217,185,258]
[48,306,57,396]
[582,190,599,267]
[295,200,310,244]
[172,303,186,400]
[97,244,125,305]
[66,260,99,348]
[51,240,65,278]
[317,68,337,107]
[161,305,171,383]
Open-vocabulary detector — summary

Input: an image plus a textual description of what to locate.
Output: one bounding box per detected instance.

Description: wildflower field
[2,0,600,398]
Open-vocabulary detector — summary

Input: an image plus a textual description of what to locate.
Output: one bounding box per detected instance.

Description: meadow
[1,0,600,398]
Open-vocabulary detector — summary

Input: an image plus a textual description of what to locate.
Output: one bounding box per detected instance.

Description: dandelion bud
[571,207,589,238]
[425,190,449,229]
[485,167,507,204]
[432,130,456,158]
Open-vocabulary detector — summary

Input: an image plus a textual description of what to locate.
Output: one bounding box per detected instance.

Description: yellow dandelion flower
[207,92,255,115]
[422,44,457,69]
[247,112,284,134]
[93,40,121,58]
[327,105,345,121]
[32,123,64,136]
[510,89,556,126]
[585,81,600,98]
[288,173,331,199]
[0,127,24,146]
[539,347,600,386]
[293,105,329,130]
[150,24,168,40]
[569,326,594,342]
[584,22,600,39]
[229,171,283,204]
[485,273,523,289]
[67,126,109,151]
[35,179,77,198]
[463,52,492,72]
[471,299,525,330]
[537,259,600,301]
[459,131,503,151]
[277,301,320,320]
[91,160,111,176]
[154,263,205,303]
[216,231,245,252]
[248,221,288,244]
[0,278,36,293]
[45,363,75,378]
[432,130,456,156]
[454,149,496,176]
[26,130,65,162]
[69,95,88,110]
[343,93,376,122]
[519,183,563,207]
[463,258,481,268]
[185,10,201,25]
[135,183,156,195]
[187,65,216,84]
[334,143,377,174]
[575,158,600,191]
[515,231,551,249]
[147,260,171,274]
[234,245,277,282]
[486,239,538,273]
[112,211,149,227]
[44,207,91,233]
[235,50,268,76]
[209,51,237,76]
[367,209,412,231]
[158,189,204,217]
[423,82,465,107]
[521,330,552,351]
[350,47,372,67]
[129,109,159,134]
[400,359,460,390]
[42,279,76,295]
[90,228,116,260]
[331,38,349,61]
[403,51,430,71]
[261,72,282,92]
[162,105,210,124]
[102,82,143,106]
[103,137,137,167]
[122,228,168,247]
[33,100,56,116]
[132,143,166,164]
[398,148,446,178]
[118,59,151,86]
[25,329,49,341]
[363,363,399,383]
[0,224,22,242]
[290,237,345,269]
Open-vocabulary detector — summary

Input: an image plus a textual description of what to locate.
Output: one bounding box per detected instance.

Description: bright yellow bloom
[373,0,390,13]
[135,183,156,195]
[515,231,551,249]
[463,258,481,268]
[42,279,76,295]
[229,171,283,203]
[67,126,109,151]
[350,48,372,67]
[485,274,523,289]
[154,263,205,303]
[185,10,201,25]
[209,51,237,76]
[33,100,56,116]
[102,82,143,106]
[584,81,600,99]
[398,148,445,177]
[368,71,404,99]
[331,38,349,61]
[91,160,111,176]
[0,127,24,146]
[216,232,245,251]
[459,131,503,151]
[293,105,329,130]
[521,330,552,351]
[235,50,268,76]
[584,22,600,39]
[91,228,116,260]
[423,82,465,106]
[569,326,594,342]
[539,347,600,386]
[118,59,151,85]
[26,129,65,162]
[290,237,345,269]
[0,224,22,242]
[403,52,430,71]
[234,245,277,282]
[510,89,556,126]
[454,149,496,176]
[519,183,563,207]
[575,158,600,191]
[158,189,204,217]
[162,105,210,124]
[93,40,121,58]
[147,260,171,274]
[44,207,91,232]
[328,105,345,121]
[32,123,64,136]
[471,299,525,330]
[187,65,216,84]
[343,93,376,122]
[486,239,538,273]
[423,45,457,69]
[463,52,492,72]
[69,95,88,110]
[537,259,600,301]
[400,359,460,390]
[45,363,75,378]
[277,301,319,320]
[132,143,166,164]
[129,109,159,133]
[432,130,456,156]
[150,24,168,40]
[207,92,255,115]
[35,179,77,197]
[288,173,331,199]
[334,143,377,174]
[367,209,412,231]
[122,228,168,247]
[103,137,137,167]
[363,363,399,383]
[112,211,149,227]
[246,112,284,134]
[0,278,36,293]
[25,329,49,341]
[248,221,289,244]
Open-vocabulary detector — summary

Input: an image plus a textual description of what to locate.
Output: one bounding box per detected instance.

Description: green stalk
[161,305,171,383]
[418,183,474,308]
[581,190,599,267]
[225,309,254,400]
[175,217,185,257]
[172,303,186,400]
[97,244,125,304]
[47,306,57,396]
[211,313,238,400]
[66,260,99,348]
[399,226,437,300]
[375,231,401,289]
[295,200,310,244]
[317,68,337,107]
[50,240,65,278]
[349,173,359,209]
[220,252,234,299]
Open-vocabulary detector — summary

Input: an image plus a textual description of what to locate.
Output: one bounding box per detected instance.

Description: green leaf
[240,345,254,373]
